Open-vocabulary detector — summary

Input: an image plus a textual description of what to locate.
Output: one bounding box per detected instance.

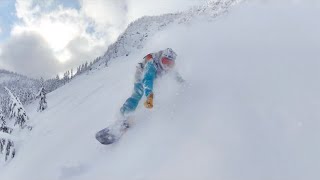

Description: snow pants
[119,61,157,115]
[120,82,144,115]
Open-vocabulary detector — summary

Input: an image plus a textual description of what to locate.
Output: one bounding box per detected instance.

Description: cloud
[62,36,106,70]
[78,0,206,39]
[0,31,62,78]
[79,0,128,40]
[7,0,108,77]
[13,0,104,56]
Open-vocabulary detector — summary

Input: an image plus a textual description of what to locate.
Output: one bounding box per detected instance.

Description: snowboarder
[120,48,183,116]
[96,48,184,144]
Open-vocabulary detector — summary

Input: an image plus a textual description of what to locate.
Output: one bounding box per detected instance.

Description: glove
[144,93,154,109]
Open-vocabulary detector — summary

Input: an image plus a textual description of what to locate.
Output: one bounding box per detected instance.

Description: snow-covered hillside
[95,0,240,67]
[0,70,40,97]
[1,1,320,180]
[0,70,42,115]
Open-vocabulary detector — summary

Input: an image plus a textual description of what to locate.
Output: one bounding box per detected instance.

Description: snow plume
[143,2,320,179]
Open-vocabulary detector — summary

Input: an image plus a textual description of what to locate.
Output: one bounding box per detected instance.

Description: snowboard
[95,119,130,145]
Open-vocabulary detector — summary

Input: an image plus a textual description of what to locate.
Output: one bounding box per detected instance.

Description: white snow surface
[1,2,320,180]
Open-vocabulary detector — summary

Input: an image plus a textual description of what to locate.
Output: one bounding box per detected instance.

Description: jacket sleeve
[142,61,157,97]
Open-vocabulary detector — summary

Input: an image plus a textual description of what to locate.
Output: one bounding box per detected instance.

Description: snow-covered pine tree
[84,62,88,70]
[56,75,60,81]
[0,111,6,132]
[0,110,15,162]
[5,87,32,130]
[76,66,79,75]
[78,66,81,74]
[0,110,13,134]
[36,87,47,112]
[81,64,85,72]
[40,77,45,86]
[70,69,74,79]
[63,71,69,84]
[0,111,4,123]
[0,137,15,162]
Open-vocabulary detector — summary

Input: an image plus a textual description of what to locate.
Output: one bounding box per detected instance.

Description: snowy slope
[1,2,320,180]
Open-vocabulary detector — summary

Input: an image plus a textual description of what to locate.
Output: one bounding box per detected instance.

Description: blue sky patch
[0,0,17,41]
[0,0,81,42]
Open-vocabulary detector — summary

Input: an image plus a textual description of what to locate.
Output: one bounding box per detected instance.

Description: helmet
[162,48,177,60]
[160,48,177,70]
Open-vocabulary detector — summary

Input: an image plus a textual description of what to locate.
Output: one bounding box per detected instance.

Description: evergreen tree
[0,138,15,162]
[63,71,70,84]
[85,62,88,70]
[5,87,32,130]
[36,87,48,112]
[0,111,6,131]
[81,64,85,72]
[70,69,74,79]
[105,60,108,67]
[0,110,15,162]
[0,111,4,123]
[56,75,60,81]
[77,65,81,74]
[40,77,45,86]
[0,111,13,134]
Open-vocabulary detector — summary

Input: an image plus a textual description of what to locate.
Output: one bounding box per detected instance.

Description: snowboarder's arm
[142,62,157,97]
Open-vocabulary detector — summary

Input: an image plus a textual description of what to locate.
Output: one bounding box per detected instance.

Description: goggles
[161,57,175,68]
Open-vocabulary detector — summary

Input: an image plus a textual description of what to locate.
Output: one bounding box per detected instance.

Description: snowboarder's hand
[144,93,154,109]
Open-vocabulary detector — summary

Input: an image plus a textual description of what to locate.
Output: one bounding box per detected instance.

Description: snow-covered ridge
[96,0,241,67]
[0,70,38,89]
[0,70,41,106]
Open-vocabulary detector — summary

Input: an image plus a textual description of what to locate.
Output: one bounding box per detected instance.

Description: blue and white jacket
[135,51,183,97]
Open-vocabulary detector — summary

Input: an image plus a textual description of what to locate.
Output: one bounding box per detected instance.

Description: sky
[0,0,206,78]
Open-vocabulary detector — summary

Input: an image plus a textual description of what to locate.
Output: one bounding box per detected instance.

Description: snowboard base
[95,127,119,145]
[95,120,130,145]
